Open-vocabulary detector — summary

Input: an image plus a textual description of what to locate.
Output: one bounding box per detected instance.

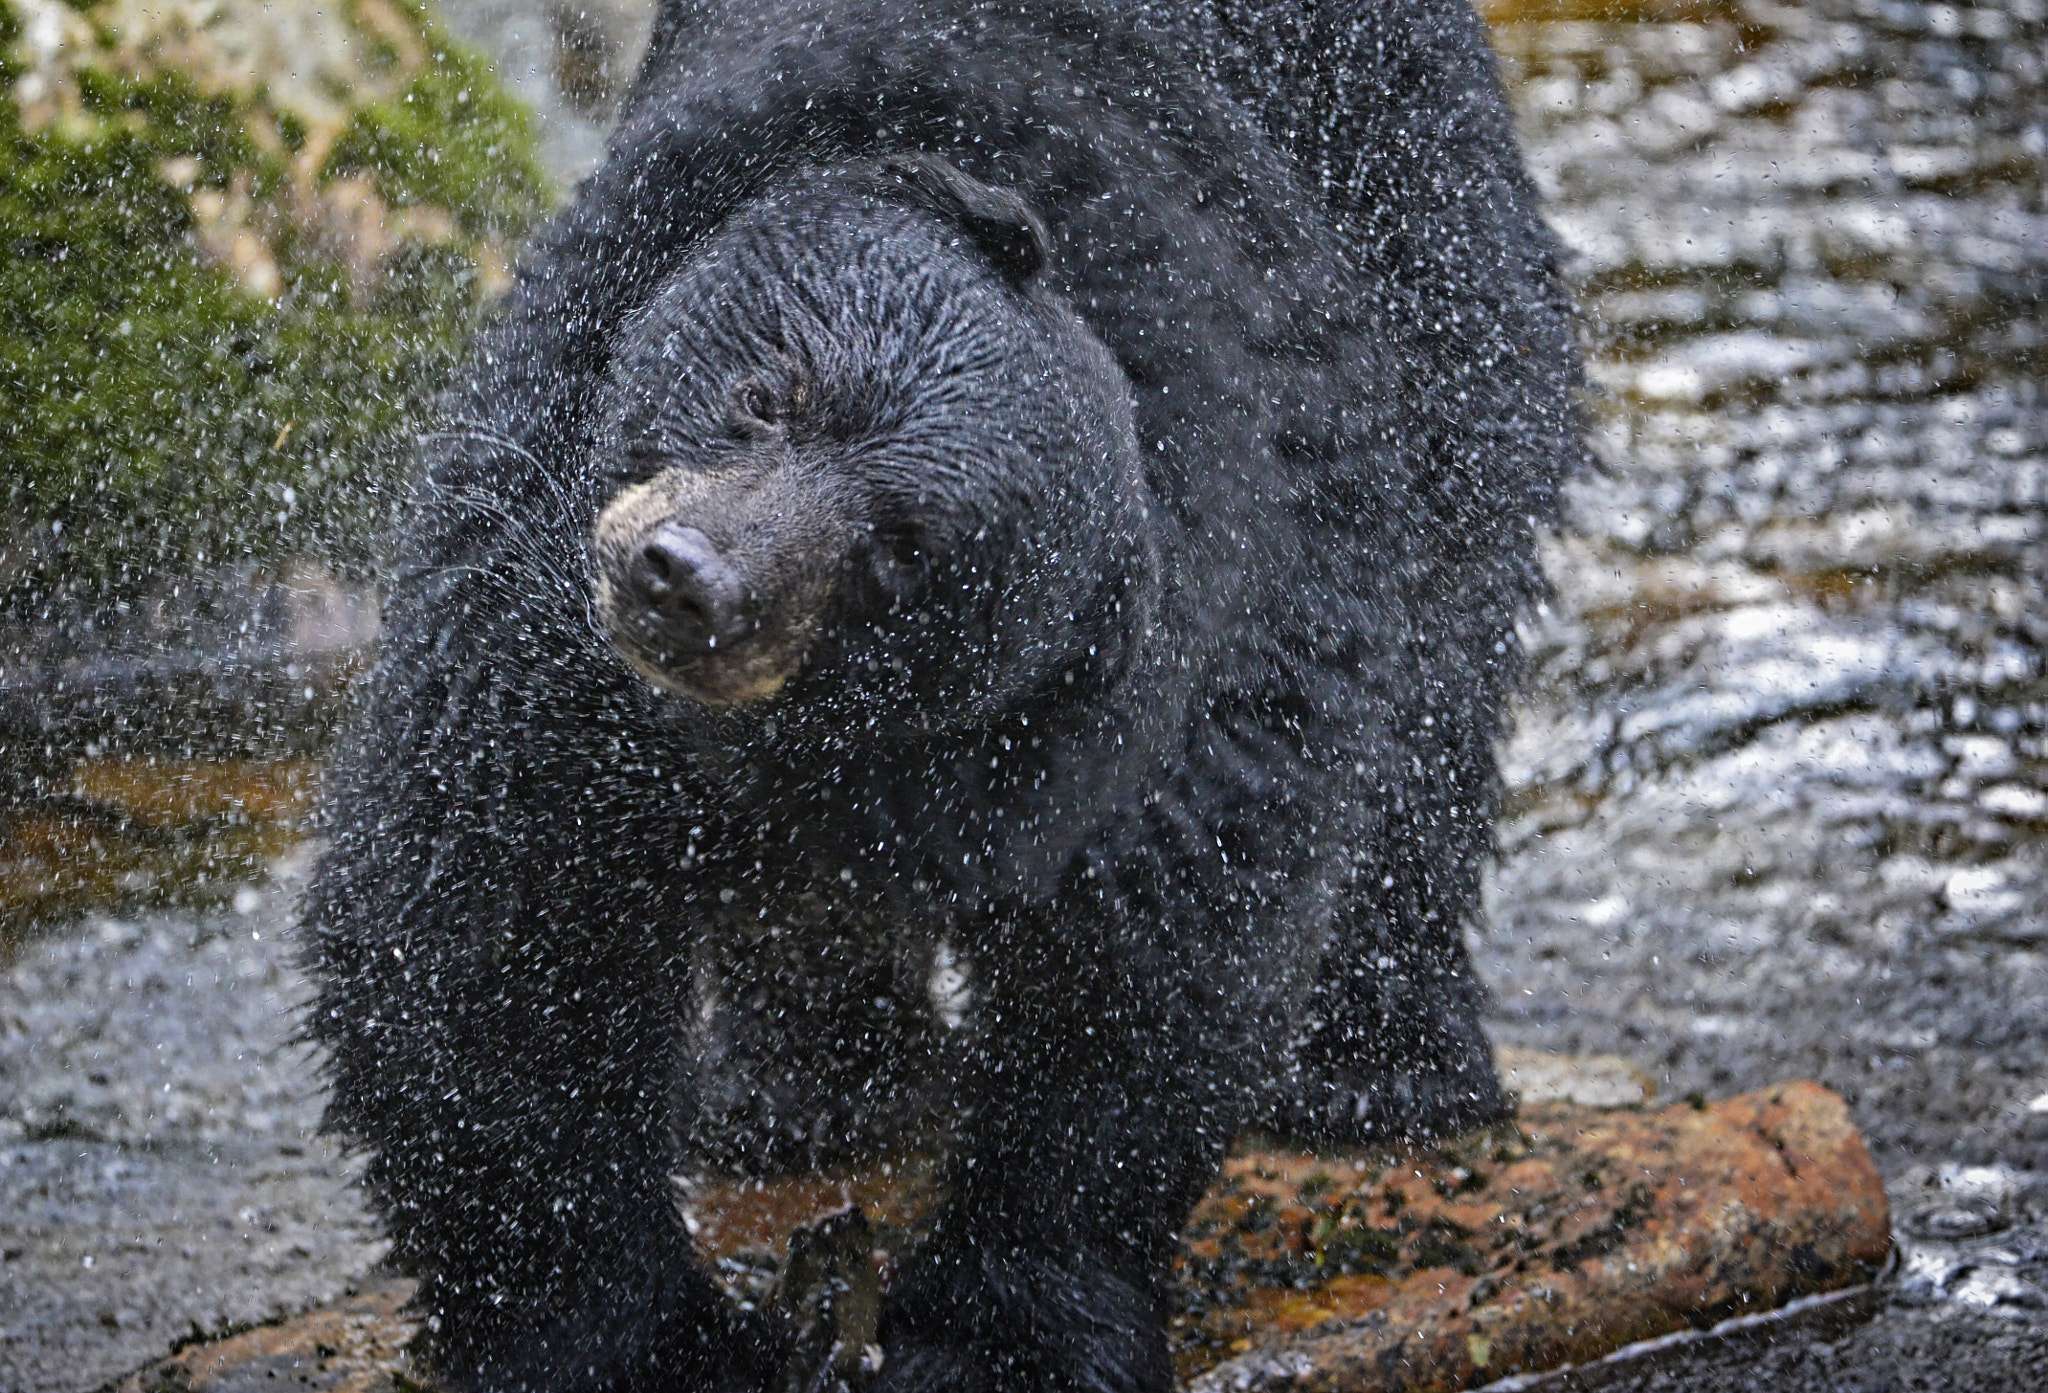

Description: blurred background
[1,0,2044,1387]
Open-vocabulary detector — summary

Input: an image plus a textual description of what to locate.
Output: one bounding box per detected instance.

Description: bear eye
[876,523,925,569]
[730,379,783,433]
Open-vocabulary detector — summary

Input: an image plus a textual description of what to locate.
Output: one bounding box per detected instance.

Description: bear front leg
[1276,697,1512,1147]
[873,903,1283,1393]
[308,829,778,1393]
[1278,889,1508,1145]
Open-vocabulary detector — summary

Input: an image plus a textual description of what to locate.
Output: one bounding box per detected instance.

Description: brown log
[1176,1082,1891,1391]
[112,1283,411,1393]
[111,1079,1889,1393]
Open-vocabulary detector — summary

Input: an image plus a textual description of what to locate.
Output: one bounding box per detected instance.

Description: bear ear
[874,153,1050,284]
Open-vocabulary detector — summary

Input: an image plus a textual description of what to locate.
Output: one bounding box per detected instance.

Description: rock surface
[105,1284,410,1393]
[104,1083,1890,1393]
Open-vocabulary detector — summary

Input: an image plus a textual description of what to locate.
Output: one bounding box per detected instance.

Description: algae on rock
[0,0,552,623]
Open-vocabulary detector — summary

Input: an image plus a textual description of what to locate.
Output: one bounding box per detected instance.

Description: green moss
[1308,1215,1402,1276]
[324,36,549,236]
[1,0,553,619]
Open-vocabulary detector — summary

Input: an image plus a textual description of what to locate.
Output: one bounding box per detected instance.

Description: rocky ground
[5,0,2048,1389]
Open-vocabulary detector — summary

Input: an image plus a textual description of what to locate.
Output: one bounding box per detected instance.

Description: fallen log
[112,1077,1890,1393]
[1174,1081,1890,1390]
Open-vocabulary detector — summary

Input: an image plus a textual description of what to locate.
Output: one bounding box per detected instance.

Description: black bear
[304,1,1581,1391]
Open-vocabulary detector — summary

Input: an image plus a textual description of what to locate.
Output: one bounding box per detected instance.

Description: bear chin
[618,645,794,706]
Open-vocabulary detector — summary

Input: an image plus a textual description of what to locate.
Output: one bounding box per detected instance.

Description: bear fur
[303,2,1582,1391]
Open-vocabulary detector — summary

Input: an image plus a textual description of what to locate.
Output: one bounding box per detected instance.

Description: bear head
[589,157,1157,729]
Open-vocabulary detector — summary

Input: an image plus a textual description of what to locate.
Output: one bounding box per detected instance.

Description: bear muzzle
[593,467,849,706]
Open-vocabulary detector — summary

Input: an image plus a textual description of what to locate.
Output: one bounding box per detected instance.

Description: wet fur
[304,2,1583,1391]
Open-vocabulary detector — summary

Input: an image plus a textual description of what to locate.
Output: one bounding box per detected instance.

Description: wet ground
[1477,0,2048,1381]
[5,0,2048,1387]
[0,858,385,1392]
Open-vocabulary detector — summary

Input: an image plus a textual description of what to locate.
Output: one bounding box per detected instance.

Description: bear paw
[869,1242,1172,1393]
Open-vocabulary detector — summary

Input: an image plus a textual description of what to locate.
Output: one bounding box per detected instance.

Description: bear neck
[676,677,1177,908]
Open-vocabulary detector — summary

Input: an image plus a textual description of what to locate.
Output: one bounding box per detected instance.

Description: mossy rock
[0,0,553,621]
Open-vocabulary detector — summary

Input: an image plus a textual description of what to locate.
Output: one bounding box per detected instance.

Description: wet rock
[107,1079,1889,1393]
[1174,1083,1888,1391]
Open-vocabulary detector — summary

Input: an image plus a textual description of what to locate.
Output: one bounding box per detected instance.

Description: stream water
[1469,0,2048,1380]
[4,0,2046,1387]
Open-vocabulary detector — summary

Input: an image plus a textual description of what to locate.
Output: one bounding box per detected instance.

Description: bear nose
[630,524,751,649]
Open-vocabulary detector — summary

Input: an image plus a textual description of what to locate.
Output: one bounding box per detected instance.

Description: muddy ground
[5,0,2048,1388]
